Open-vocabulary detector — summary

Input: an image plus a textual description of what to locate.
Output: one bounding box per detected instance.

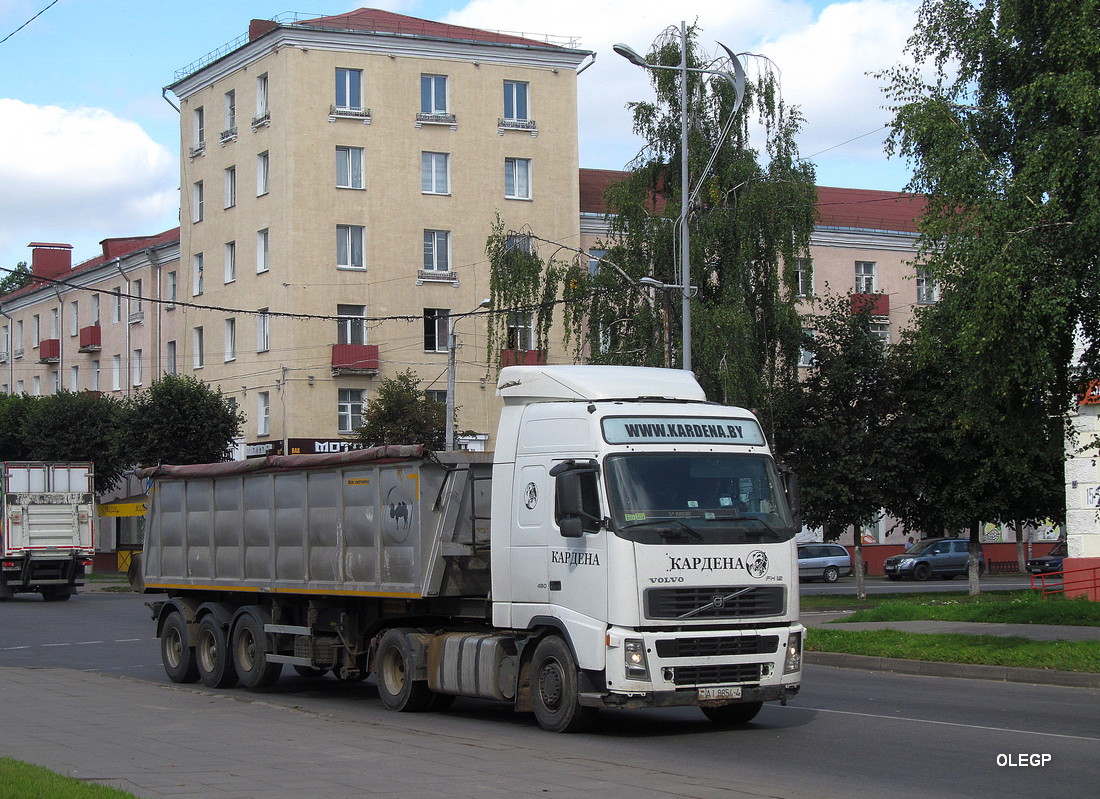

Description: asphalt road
[2,590,1097,799]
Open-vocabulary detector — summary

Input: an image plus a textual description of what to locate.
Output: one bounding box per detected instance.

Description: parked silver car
[797,543,852,583]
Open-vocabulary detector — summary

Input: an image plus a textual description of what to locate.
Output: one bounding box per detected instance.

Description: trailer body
[138,366,803,731]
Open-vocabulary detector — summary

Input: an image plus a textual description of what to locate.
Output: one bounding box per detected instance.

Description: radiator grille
[655,635,779,658]
[672,663,763,686]
[645,586,785,619]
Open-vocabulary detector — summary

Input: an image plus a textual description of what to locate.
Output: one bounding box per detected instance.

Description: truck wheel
[196,615,239,689]
[375,629,433,712]
[161,611,200,684]
[702,701,763,725]
[822,566,840,583]
[912,563,932,581]
[41,586,73,602]
[531,636,595,733]
[231,608,282,689]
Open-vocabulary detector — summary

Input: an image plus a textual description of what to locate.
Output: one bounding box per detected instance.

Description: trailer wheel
[531,636,595,733]
[375,629,433,712]
[160,611,200,684]
[231,608,282,689]
[702,701,763,725]
[196,615,239,689]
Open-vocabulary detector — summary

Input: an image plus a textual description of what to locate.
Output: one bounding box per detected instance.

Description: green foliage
[484,25,816,438]
[839,591,1100,626]
[0,758,138,799]
[119,374,244,466]
[0,261,31,296]
[0,393,34,459]
[18,391,126,493]
[356,369,445,450]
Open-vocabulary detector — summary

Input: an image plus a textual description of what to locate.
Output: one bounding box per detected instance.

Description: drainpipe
[52,287,64,391]
[144,247,162,379]
[115,263,131,396]
[0,304,12,391]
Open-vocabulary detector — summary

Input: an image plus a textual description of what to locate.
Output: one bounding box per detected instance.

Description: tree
[777,296,899,599]
[18,391,127,493]
[119,374,244,466]
[356,370,446,450]
[0,392,35,459]
[485,24,817,436]
[0,262,31,296]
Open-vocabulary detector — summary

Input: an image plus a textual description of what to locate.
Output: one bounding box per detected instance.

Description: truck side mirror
[553,461,602,538]
[779,463,801,520]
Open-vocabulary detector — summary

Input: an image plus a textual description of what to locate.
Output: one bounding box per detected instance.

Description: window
[794,258,812,297]
[69,365,79,391]
[336,225,365,269]
[193,106,205,149]
[224,166,236,208]
[504,157,531,199]
[111,354,121,391]
[193,326,204,369]
[426,389,447,406]
[504,80,529,120]
[223,90,236,134]
[423,230,450,272]
[337,304,368,345]
[506,312,535,350]
[335,68,363,110]
[91,295,100,324]
[870,322,890,347]
[256,151,269,196]
[338,388,366,433]
[130,280,143,320]
[91,361,100,391]
[224,318,236,362]
[166,271,177,308]
[588,248,606,276]
[31,314,40,346]
[257,391,271,436]
[256,229,269,273]
[192,253,204,296]
[421,152,449,194]
[506,234,532,254]
[32,375,40,396]
[424,308,450,352]
[855,261,876,293]
[421,74,448,113]
[256,74,268,115]
[257,309,270,353]
[799,328,816,367]
[916,267,939,304]
[336,146,364,189]
[132,348,143,386]
[69,301,79,336]
[112,289,122,323]
[192,181,204,222]
[166,341,177,376]
[13,320,22,353]
[224,241,236,283]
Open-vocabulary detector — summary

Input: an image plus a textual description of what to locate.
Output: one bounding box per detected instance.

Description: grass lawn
[827,590,1100,626]
[0,758,136,799]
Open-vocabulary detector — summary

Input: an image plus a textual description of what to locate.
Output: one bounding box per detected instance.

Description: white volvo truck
[136,366,803,732]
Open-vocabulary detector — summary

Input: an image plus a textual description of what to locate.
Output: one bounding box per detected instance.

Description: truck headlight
[783,632,802,675]
[624,638,650,680]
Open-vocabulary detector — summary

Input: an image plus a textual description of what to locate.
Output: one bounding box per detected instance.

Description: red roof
[291,8,563,49]
[579,169,924,233]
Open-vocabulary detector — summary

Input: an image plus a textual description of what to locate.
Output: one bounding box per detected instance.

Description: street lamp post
[615,22,745,372]
[446,299,490,451]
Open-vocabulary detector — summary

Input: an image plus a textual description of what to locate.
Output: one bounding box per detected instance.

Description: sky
[0,0,922,273]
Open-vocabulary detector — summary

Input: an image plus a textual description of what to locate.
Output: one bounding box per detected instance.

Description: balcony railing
[500,348,547,367]
[850,293,890,317]
[415,111,457,130]
[220,127,238,144]
[39,338,60,363]
[329,105,372,124]
[331,343,380,376]
[78,325,101,352]
[416,269,459,285]
[498,118,538,136]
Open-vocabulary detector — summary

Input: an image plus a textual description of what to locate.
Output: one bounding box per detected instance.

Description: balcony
[415,111,457,130]
[78,325,101,352]
[251,111,271,129]
[328,105,372,125]
[188,142,206,159]
[220,127,238,144]
[500,349,547,367]
[331,344,380,376]
[416,269,459,286]
[498,118,538,136]
[850,293,890,317]
[38,338,60,363]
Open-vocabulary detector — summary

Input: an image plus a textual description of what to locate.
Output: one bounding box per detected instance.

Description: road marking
[781,704,1100,742]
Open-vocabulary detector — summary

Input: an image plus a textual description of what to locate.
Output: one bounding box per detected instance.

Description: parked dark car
[1027,541,1067,576]
[797,543,853,583]
[883,538,983,581]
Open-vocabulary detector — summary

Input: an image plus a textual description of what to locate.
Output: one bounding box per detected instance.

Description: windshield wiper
[708,514,783,540]
[620,517,704,540]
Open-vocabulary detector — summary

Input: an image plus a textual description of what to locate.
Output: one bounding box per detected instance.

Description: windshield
[603,453,796,544]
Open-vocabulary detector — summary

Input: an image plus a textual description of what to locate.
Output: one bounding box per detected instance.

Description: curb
[805,651,1100,688]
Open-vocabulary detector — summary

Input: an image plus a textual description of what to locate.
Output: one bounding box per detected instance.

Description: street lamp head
[639,277,665,289]
[478,298,491,309]
[613,43,649,68]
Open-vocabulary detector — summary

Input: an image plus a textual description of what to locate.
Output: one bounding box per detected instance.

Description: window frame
[503,80,530,121]
[336,225,366,270]
[421,151,450,195]
[504,157,531,200]
[422,229,451,272]
[420,74,448,114]
[336,145,364,189]
[338,387,367,434]
[335,67,363,111]
[855,260,876,294]
[424,308,450,353]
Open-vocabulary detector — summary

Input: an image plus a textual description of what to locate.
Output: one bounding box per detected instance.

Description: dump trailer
[137,365,803,732]
[1,462,95,601]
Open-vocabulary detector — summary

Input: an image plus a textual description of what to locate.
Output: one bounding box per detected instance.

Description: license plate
[699,686,742,701]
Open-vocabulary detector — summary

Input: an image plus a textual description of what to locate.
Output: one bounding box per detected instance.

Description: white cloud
[0,98,177,267]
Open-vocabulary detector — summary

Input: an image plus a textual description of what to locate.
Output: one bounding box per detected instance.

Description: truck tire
[375,628,433,712]
[231,608,282,689]
[161,611,200,684]
[41,586,73,602]
[702,701,763,725]
[196,615,239,689]
[531,636,595,733]
[912,563,932,581]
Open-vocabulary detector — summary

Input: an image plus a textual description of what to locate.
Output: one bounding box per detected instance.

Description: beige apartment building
[165,9,592,455]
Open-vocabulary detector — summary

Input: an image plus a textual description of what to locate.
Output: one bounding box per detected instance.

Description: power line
[0,0,62,46]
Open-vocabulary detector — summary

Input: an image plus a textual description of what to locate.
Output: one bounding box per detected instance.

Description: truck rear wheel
[375,628,433,712]
[702,701,763,725]
[531,636,595,733]
[196,615,239,689]
[231,608,282,689]
[161,611,200,684]
[41,586,73,602]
